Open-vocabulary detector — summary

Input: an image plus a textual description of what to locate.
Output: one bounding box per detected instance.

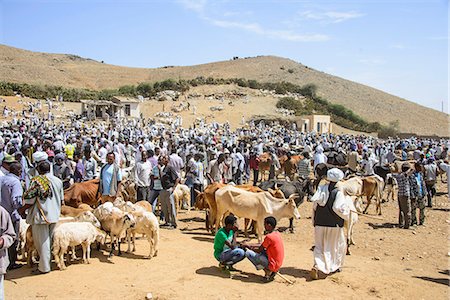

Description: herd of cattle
[16,157,437,270]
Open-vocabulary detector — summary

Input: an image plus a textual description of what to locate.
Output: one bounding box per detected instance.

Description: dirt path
[5,183,449,300]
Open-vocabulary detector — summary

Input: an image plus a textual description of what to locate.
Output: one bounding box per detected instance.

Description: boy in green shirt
[213,215,245,271]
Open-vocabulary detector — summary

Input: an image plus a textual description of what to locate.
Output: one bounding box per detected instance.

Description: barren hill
[1,44,448,136]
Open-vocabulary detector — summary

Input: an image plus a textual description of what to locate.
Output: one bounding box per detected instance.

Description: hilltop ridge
[0,44,447,136]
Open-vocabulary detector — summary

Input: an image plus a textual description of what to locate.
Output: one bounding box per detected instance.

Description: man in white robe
[310,168,350,280]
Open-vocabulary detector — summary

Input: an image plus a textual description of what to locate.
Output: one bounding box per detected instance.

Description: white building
[297,115,331,134]
[112,96,141,118]
[80,96,142,120]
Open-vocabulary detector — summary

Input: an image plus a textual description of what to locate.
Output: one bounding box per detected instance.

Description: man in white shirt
[207,154,225,184]
[134,151,152,202]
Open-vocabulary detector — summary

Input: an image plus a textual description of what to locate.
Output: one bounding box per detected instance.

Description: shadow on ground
[413,276,449,286]
[196,266,267,284]
[191,236,215,243]
[179,217,205,223]
[367,222,398,229]
[278,267,311,281]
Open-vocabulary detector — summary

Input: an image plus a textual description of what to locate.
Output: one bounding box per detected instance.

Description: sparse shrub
[248,80,260,89]
[235,78,249,88]
[378,120,400,138]
[287,69,294,74]
[136,83,154,97]
[118,85,136,96]
[300,84,317,98]
[277,97,302,111]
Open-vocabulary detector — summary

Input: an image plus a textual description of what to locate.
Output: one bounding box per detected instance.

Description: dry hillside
[1,44,448,136]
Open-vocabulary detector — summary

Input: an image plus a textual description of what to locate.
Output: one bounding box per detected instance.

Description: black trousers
[8,220,19,266]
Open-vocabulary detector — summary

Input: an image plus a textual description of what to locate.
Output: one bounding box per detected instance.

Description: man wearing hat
[29,151,51,178]
[310,168,351,280]
[0,154,15,177]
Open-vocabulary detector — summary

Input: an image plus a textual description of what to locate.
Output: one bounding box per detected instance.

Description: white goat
[93,202,136,257]
[24,211,101,266]
[126,210,160,259]
[173,184,191,211]
[53,222,106,270]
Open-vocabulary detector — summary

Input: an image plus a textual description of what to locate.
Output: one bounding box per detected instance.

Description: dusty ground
[5,181,449,300]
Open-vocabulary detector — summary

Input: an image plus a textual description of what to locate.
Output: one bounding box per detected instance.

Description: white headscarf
[32,151,48,163]
[327,168,344,182]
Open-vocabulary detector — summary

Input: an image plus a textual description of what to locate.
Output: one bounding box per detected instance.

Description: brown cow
[279,155,302,180]
[195,183,284,235]
[64,179,101,208]
[338,175,384,215]
[258,153,272,181]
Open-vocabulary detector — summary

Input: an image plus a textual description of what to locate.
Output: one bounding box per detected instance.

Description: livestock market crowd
[0,111,449,296]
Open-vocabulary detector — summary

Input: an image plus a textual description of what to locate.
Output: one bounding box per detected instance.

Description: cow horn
[194,189,202,194]
[274,183,278,189]
[289,193,299,200]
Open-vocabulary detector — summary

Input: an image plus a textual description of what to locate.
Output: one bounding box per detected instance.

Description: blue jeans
[219,248,245,266]
[245,249,269,270]
[149,189,162,219]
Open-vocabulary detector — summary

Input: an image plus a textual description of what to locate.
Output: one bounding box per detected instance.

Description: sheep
[24,226,36,267]
[112,197,136,213]
[25,211,101,266]
[93,202,123,220]
[57,211,101,228]
[93,202,136,257]
[126,210,160,259]
[77,203,93,211]
[173,184,191,211]
[121,180,137,203]
[135,201,152,213]
[52,222,106,270]
[114,197,151,213]
[18,219,29,262]
[60,204,94,217]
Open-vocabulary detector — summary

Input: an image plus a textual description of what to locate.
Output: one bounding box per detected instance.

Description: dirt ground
[0,91,375,136]
[5,180,449,300]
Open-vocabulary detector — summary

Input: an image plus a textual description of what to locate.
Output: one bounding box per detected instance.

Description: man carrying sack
[19,152,63,274]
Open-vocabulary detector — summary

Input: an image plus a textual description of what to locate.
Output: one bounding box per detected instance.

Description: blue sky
[1,0,448,113]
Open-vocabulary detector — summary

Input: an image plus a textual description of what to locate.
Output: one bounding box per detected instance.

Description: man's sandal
[310,267,319,280]
[263,272,275,283]
[227,265,239,272]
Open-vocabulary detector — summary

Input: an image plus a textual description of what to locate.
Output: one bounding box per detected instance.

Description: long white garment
[311,183,351,274]
[313,226,347,274]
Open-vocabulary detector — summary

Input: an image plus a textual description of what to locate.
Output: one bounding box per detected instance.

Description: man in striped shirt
[297,152,311,179]
[393,163,415,229]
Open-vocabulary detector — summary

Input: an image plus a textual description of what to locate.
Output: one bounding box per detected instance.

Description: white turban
[327,168,344,182]
[33,151,48,163]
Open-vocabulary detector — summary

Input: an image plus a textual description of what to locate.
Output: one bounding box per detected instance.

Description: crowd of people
[0,111,448,290]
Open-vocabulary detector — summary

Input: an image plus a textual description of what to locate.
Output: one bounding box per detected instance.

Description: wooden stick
[350,210,384,220]
[276,272,295,284]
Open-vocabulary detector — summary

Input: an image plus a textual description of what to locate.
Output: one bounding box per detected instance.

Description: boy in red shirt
[243,216,284,282]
